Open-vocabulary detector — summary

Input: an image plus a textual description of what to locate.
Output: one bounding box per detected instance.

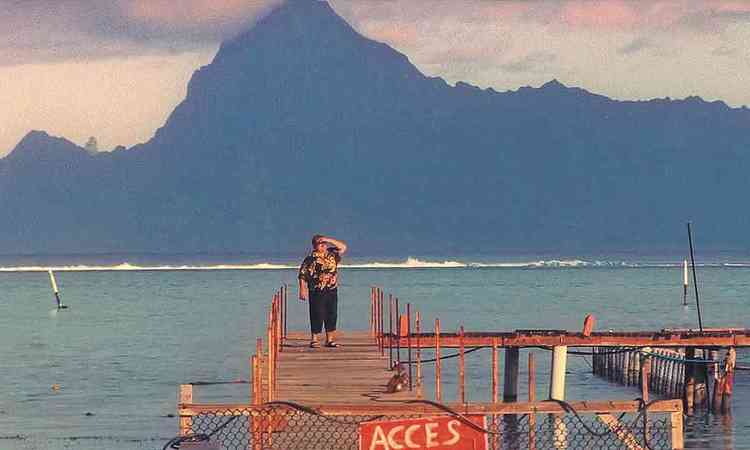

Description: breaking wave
[0,257,746,272]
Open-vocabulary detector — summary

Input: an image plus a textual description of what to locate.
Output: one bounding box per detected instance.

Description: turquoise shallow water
[0,261,748,449]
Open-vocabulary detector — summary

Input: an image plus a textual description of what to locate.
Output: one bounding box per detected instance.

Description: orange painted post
[372,287,375,336]
[459,325,466,404]
[395,298,401,366]
[416,311,422,398]
[492,337,499,403]
[251,356,259,404]
[389,294,394,368]
[284,283,288,339]
[435,318,442,401]
[267,309,274,401]
[722,347,736,414]
[529,352,537,450]
[407,303,413,391]
[379,289,385,356]
[275,293,282,353]
[491,337,499,450]
[582,314,595,337]
[255,338,263,403]
[375,288,385,356]
[179,384,193,436]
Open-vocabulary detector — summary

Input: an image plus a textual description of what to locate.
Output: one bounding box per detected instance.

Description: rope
[189,380,249,386]
[401,346,488,364]
[548,398,660,450]
[262,400,385,425]
[401,399,501,435]
[162,415,238,450]
[640,350,719,365]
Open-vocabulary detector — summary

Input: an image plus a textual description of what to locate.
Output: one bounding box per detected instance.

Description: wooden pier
[271,331,415,404]
[175,285,697,449]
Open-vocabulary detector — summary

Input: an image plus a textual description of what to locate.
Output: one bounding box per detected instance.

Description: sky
[2,0,749,157]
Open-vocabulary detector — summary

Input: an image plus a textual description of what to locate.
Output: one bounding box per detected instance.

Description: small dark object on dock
[386,368,409,393]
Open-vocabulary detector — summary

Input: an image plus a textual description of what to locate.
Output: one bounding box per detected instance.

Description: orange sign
[359,415,488,450]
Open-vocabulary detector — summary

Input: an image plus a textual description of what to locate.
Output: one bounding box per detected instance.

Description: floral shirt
[299,249,341,291]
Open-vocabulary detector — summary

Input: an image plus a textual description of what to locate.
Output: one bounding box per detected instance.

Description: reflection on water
[685,413,735,449]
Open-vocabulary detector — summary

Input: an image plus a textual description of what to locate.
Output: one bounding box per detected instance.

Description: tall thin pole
[389,294,394,369]
[459,325,465,403]
[435,318,442,401]
[416,311,422,397]
[379,290,384,356]
[395,297,401,366]
[407,303,413,391]
[284,283,288,339]
[687,222,704,332]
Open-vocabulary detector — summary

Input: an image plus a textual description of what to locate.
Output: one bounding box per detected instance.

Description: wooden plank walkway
[275,331,417,404]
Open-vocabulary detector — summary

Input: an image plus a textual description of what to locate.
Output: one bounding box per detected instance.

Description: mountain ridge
[2,0,750,256]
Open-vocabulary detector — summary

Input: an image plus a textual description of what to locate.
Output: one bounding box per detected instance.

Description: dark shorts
[309,288,338,334]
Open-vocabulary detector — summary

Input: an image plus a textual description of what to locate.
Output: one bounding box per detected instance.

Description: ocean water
[0,255,748,449]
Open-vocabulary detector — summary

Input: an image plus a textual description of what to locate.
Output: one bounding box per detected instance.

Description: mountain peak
[541,79,567,90]
[217,0,355,58]
[5,130,87,163]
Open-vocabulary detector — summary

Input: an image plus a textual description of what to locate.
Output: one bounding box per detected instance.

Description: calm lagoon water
[0,257,748,449]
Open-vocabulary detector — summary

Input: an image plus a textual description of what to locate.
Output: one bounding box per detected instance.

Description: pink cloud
[558,0,750,30]
[713,2,750,13]
[560,1,642,28]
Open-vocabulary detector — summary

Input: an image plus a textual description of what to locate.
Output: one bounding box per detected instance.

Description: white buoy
[683,259,689,306]
[48,270,67,309]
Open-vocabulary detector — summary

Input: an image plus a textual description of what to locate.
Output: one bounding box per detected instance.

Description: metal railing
[174,399,684,450]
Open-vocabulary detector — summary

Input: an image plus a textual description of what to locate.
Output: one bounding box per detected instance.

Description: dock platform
[274,331,415,404]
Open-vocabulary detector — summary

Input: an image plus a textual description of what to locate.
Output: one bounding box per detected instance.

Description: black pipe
[687,222,703,332]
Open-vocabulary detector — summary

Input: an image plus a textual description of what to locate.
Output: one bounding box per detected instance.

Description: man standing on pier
[298,234,347,348]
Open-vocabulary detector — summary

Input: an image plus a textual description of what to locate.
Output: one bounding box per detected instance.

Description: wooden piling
[622,349,630,385]
[722,347,736,414]
[503,348,520,402]
[550,347,568,450]
[550,346,568,401]
[684,347,696,413]
[641,350,651,402]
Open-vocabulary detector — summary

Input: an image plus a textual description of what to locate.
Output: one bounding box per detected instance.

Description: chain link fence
[173,402,676,450]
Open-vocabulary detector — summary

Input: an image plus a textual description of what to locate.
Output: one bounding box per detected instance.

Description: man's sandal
[325,341,339,348]
[310,341,320,348]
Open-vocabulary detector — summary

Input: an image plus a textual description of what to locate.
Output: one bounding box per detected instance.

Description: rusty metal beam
[386,330,750,348]
[179,399,682,416]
